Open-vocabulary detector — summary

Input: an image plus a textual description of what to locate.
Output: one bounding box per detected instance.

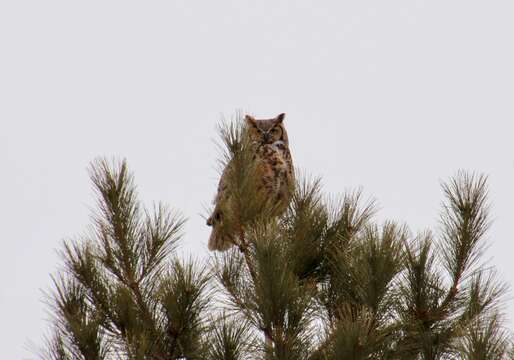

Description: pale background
[1,1,513,358]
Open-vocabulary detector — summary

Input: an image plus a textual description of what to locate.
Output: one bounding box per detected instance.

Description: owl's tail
[206,211,234,251]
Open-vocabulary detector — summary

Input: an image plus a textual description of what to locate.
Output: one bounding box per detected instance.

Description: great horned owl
[207,113,294,251]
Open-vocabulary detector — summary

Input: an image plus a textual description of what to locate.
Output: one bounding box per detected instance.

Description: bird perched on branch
[207,113,294,251]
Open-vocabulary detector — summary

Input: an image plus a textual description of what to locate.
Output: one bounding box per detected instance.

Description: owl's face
[245,113,288,146]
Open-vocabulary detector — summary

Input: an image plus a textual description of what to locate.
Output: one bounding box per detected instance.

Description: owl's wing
[207,163,236,251]
[284,148,295,184]
[214,165,229,203]
[206,163,230,226]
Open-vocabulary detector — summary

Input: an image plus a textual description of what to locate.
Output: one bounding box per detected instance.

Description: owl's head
[244,113,289,146]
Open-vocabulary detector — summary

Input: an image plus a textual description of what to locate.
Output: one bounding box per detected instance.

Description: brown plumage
[207,113,294,251]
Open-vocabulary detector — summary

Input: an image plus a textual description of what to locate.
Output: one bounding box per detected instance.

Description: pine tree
[40,115,513,359]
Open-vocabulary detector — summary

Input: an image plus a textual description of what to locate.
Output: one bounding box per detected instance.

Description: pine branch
[438,172,490,313]
[205,314,257,360]
[38,120,512,360]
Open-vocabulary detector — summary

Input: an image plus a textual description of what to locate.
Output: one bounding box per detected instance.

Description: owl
[207,113,294,251]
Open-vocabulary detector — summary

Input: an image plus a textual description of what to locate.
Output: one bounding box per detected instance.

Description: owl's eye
[271,127,282,137]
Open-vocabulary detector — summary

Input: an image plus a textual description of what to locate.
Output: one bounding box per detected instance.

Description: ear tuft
[245,115,256,125]
[276,113,286,123]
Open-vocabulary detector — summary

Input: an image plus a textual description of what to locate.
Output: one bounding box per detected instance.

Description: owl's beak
[263,132,271,143]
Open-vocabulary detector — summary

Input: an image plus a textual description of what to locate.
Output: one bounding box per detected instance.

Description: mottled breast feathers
[207,113,294,251]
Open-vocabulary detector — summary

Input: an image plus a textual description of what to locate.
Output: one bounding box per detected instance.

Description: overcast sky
[2,1,514,358]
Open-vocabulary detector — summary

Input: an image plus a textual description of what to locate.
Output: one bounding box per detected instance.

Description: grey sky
[1,1,513,358]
